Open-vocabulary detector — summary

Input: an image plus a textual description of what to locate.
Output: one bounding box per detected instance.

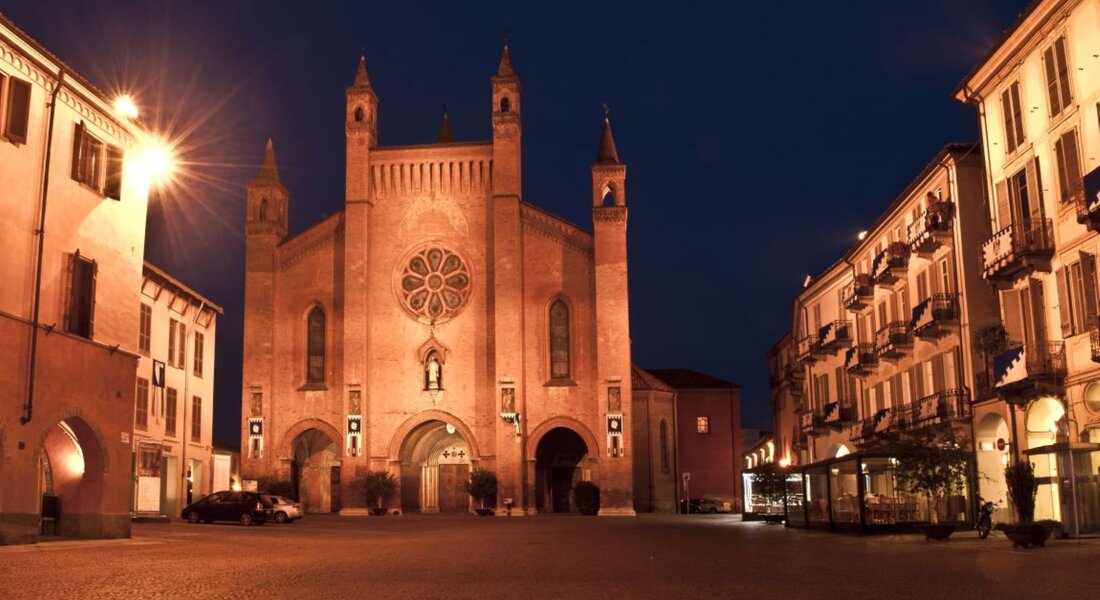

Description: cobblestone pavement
[1,515,1096,599]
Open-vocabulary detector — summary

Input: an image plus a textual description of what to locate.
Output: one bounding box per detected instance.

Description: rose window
[397,246,471,323]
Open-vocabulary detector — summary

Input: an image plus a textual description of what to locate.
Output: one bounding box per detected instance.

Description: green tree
[893,430,972,524]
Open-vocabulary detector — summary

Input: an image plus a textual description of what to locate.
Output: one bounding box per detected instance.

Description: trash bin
[41,493,60,536]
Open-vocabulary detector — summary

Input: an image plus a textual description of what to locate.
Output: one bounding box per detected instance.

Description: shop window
[696,416,709,434]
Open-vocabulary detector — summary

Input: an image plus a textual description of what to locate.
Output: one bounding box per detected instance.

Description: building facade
[630,367,678,513]
[956,0,1100,535]
[0,16,155,543]
[240,47,642,515]
[775,145,1000,532]
[132,262,221,519]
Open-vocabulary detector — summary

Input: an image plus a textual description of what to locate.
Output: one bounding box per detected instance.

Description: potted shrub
[752,465,788,524]
[893,430,972,541]
[999,461,1053,548]
[463,468,497,516]
[364,471,398,516]
[573,481,600,515]
[972,324,1008,393]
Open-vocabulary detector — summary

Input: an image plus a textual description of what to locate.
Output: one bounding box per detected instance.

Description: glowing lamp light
[857,230,868,241]
[778,457,791,468]
[231,480,242,492]
[133,136,178,186]
[114,94,139,120]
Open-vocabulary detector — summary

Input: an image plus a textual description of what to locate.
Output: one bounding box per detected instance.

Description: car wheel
[187,511,200,524]
[275,511,288,524]
[240,513,253,526]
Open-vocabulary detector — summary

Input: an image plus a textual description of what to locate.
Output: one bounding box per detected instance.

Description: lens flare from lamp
[778,457,791,468]
[114,95,139,120]
[134,137,178,186]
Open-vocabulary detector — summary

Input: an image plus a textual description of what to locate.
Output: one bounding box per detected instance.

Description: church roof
[595,116,620,165]
[435,106,455,143]
[647,369,741,390]
[497,44,516,77]
[632,366,676,393]
[352,53,372,88]
[252,138,282,186]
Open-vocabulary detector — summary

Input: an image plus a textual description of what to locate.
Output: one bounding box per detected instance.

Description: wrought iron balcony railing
[911,293,959,340]
[872,242,910,287]
[797,334,820,364]
[875,321,913,360]
[842,274,874,311]
[908,201,955,256]
[981,218,1054,282]
[819,320,853,352]
[845,343,878,376]
[990,341,1066,396]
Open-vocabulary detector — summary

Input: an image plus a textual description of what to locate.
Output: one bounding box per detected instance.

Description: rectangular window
[165,388,177,437]
[3,76,31,144]
[65,253,96,338]
[177,321,186,368]
[1001,81,1026,153]
[104,145,123,200]
[139,304,152,354]
[191,396,202,442]
[696,416,709,434]
[1054,128,1082,204]
[1043,36,1073,118]
[193,331,204,378]
[135,377,149,430]
[71,123,104,190]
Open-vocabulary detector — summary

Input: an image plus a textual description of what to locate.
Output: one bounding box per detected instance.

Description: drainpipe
[22,69,65,425]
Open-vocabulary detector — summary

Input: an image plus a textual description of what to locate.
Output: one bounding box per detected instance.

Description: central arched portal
[38,417,106,536]
[535,427,589,513]
[291,429,340,514]
[399,420,471,513]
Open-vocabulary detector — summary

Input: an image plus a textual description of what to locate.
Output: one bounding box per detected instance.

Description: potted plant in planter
[972,324,1008,394]
[998,461,1053,548]
[573,481,600,515]
[463,468,497,516]
[893,430,972,541]
[752,465,789,524]
[364,471,398,516]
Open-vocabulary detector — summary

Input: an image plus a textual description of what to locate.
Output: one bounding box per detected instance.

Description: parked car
[265,495,304,523]
[181,491,273,526]
[684,498,733,514]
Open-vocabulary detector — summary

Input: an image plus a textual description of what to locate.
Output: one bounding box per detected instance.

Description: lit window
[697,416,710,434]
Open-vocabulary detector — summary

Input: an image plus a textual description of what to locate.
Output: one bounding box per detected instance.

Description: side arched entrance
[535,427,590,513]
[38,416,106,537]
[397,419,472,513]
[290,428,341,513]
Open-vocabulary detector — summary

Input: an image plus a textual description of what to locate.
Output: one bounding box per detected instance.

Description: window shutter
[835,366,844,403]
[71,123,85,181]
[1028,278,1047,344]
[995,179,1011,230]
[1026,158,1044,221]
[1001,90,1016,151]
[1063,129,1082,197]
[909,365,921,401]
[168,319,177,365]
[1011,83,1026,146]
[87,259,97,339]
[1002,288,1024,343]
[1044,46,1060,116]
[932,354,945,393]
[4,78,31,144]
[1056,267,1073,337]
[1055,37,1072,109]
[1081,252,1098,327]
[63,253,75,332]
[104,145,123,200]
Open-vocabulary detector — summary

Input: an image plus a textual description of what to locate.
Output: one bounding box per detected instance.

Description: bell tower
[347,53,378,201]
[491,43,521,198]
[246,138,288,237]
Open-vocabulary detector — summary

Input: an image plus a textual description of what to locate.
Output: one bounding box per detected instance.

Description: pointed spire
[497,42,515,77]
[435,105,455,144]
[595,104,620,165]
[352,52,372,88]
[255,137,282,184]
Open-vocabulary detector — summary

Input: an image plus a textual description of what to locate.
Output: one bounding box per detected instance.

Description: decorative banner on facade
[152,360,166,388]
[248,417,264,459]
[994,346,1027,388]
[607,413,624,457]
[823,402,839,424]
[346,415,363,457]
[1085,165,1100,214]
[910,297,932,332]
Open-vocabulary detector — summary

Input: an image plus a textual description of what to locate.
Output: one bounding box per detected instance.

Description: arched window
[659,420,669,473]
[500,97,510,113]
[601,186,616,207]
[354,106,365,122]
[259,198,268,221]
[306,307,325,383]
[549,299,570,379]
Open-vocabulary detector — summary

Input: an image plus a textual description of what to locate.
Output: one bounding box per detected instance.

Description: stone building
[240,47,645,515]
[0,15,158,543]
[132,262,222,519]
[955,0,1100,535]
[630,367,678,513]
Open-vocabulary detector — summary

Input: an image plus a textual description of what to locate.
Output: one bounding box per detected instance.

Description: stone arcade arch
[1025,396,1067,521]
[37,416,107,537]
[976,412,1011,510]
[280,421,342,514]
[530,422,598,514]
[393,413,478,513]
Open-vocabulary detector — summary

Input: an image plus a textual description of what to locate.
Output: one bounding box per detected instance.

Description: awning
[1023,442,1100,456]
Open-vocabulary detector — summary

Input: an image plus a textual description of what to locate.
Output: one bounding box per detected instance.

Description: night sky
[5,0,1029,447]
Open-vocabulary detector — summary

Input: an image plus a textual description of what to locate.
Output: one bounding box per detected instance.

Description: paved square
[0,515,1095,599]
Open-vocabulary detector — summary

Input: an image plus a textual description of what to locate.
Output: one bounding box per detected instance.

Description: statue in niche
[349,390,362,414]
[425,353,442,390]
[250,392,263,417]
[608,387,622,412]
[501,388,515,413]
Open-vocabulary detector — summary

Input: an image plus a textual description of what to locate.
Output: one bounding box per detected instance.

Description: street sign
[996,438,1006,452]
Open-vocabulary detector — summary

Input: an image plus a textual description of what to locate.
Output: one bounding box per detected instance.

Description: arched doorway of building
[399,419,471,513]
[535,427,589,513]
[1025,397,1066,522]
[38,417,105,536]
[291,429,340,513]
[976,412,1011,516]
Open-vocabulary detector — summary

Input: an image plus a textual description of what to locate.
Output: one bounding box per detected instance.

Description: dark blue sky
[5,0,1028,446]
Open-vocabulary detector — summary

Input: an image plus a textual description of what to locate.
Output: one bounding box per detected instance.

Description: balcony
[887,389,971,434]
[818,320,853,353]
[1092,323,1100,363]
[851,409,890,444]
[1072,188,1098,231]
[842,274,874,311]
[910,293,959,340]
[875,321,913,361]
[981,218,1054,285]
[872,242,910,288]
[991,341,1066,401]
[908,201,955,257]
[823,401,857,430]
[845,343,878,376]
[799,410,827,435]
[797,334,820,364]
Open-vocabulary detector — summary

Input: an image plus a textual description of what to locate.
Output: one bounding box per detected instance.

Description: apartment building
[0,16,158,543]
[956,0,1100,535]
[779,145,998,533]
[132,263,222,519]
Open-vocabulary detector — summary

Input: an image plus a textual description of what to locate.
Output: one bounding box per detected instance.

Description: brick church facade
[240,46,645,515]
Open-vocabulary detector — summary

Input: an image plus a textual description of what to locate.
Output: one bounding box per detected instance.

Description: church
[240,45,674,515]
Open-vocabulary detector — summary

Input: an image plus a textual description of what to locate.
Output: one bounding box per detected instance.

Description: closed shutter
[1001,89,1016,152]
[909,365,922,401]
[87,259,97,339]
[944,350,958,389]
[1026,157,1044,221]
[1002,288,1025,343]
[63,253,75,332]
[1063,129,1082,198]
[71,123,85,181]
[875,382,885,412]
[1028,278,1047,344]
[1081,252,1098,328]
[1055,38,1072,109]
[104,145,124,200]
[932,354,945,393]
[1056,267,1073,337]
[4,77,31,144]
[1011,83,1026,146]
[1044,46,1060,116]
[835,366,844,403]
[996,179,1011,230]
